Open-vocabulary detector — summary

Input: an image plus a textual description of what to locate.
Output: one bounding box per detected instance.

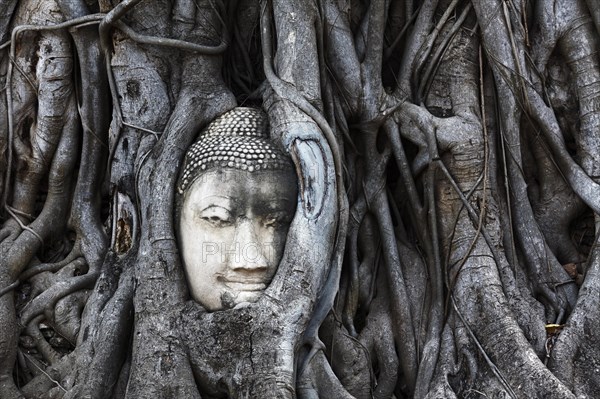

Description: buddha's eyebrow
[258,198,296,211]
[193,195,235,209]
[196,194,233,202]
[267,197,293,202]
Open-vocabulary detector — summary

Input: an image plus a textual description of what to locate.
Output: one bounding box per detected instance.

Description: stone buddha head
[176,108,298,311]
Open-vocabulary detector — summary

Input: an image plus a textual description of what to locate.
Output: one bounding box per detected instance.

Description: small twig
[8,55,38,93]
[436,160,500,266]
[502,0,529,107]
[123,122,161,141]
[21,352,68,393]
[5,205,44,246]
[0,280,19,298]
[419,3,473,98]
[412,0,460,100]
[442,168,484,295]
[451,295,518,399]
[6,205,34,222]
[384,4,422,60]
[114,20,227,54]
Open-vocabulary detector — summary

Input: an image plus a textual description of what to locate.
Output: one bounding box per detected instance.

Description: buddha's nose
[228,219,270,271]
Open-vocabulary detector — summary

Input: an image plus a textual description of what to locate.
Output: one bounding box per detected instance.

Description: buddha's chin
[233,290,264,305]
[215,287,266,310]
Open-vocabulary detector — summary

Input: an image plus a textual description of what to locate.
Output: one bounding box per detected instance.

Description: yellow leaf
[545,324,564,334]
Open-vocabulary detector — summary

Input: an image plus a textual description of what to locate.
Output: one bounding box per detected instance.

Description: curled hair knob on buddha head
[177,107,294,196]
[176,107,298,311]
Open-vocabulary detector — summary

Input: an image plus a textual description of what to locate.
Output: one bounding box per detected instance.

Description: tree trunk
[1,0,600,398]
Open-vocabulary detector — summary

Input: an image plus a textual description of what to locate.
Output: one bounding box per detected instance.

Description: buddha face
[178,168,297,311]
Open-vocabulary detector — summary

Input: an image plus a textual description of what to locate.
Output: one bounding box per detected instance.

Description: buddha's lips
[222,280,268,291]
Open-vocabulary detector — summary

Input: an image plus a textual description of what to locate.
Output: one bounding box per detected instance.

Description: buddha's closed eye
[263,213,291,229]
[199,206,233,227]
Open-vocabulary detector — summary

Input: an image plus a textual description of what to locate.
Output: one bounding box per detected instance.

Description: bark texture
[0,0,599,398]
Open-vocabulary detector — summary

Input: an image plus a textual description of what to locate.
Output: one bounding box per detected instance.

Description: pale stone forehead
[178,107,293,195]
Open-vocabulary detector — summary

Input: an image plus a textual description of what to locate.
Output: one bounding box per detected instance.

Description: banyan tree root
[2,1,600,398]
[548,236,600,397]
[0,20,78,396]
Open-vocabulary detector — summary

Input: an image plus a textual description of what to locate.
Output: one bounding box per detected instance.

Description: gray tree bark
[0,0,599,398]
